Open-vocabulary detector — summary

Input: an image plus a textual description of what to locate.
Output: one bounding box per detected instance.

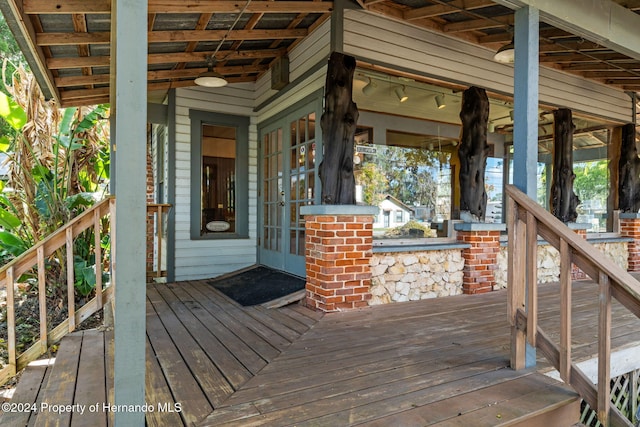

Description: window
[190,111,249,239]
[395,210,403,223]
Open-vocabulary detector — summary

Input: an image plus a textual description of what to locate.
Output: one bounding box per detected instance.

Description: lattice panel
[580,369,640,426]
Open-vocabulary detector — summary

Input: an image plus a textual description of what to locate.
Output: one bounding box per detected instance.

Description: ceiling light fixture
[394,85,408,103]
[362,77,376,96]
[195,56,228,87]
[435,94,446,109]
[494,38,515,63]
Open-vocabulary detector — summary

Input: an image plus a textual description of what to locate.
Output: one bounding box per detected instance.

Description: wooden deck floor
[2,277,639,426]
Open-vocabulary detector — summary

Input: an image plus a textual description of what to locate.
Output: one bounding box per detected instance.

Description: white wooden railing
[506,184,640,427]
[0,197,116,385]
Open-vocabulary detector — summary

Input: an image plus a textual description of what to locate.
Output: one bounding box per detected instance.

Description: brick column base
[454,223,506,294]
[619,213,640,272]
[301,206,378,312]
[568,225,588,280]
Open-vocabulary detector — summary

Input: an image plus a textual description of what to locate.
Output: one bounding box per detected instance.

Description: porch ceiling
[2,0,640,107]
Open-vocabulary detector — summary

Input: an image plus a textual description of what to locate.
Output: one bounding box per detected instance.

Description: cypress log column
[458,86,490,222]
[318,52,359,205]
[550,109,580,223]
[301,205,378,312]
[618,123,640,213]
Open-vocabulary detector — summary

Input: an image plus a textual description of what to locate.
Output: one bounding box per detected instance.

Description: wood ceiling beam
[561,63,640,71]
[479,28,569,44]
[443,15,513,33]
[37,29,307,46]
[404,0,494,21]
[539,41,608,53]
[539,52,631,63]
[605,78,640,85]
[55,64,268,86]
[148,29,308,43]
[581,71,640,78]
[23,0,333,14]
[45,48,287,69]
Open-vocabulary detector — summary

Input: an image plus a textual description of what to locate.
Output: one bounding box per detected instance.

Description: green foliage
[383,220,435,238]
[0,66,111,299]
[573,160,608,205]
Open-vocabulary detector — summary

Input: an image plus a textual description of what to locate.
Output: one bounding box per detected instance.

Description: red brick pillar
[454,223,505,294]
[619,213,640,272]
[569,225,588,280]
[301,206,378,312]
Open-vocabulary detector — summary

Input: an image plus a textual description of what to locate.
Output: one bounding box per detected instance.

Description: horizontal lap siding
[174,84,258,281]
[344,10,632,123]
[255,19,330,119]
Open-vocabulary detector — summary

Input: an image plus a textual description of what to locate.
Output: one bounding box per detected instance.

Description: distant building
[373,195,415,229]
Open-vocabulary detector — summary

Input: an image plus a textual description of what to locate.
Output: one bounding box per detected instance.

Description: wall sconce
[362,77,376,96]
[494,39,515,63]
[394,86,408,103]
[435,94,446,109]
[488,122,496,133]
[195,56,228,87]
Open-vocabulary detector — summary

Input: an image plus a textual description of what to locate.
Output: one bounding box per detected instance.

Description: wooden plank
[145,293,214,424]
[246,305,307,337]
[71,330,107,427]
[204,358,514,426]
[147,286,233,407]
[172,284,268,375]
[94,209,103,310]
[32,333,83,426]
[277,305,318,328]
[154,284,254,388]
[0,361,50,426]
[189,282,292,351]
[560,237,572,382]
[28,359,54,427]
[261,289,306,309]
[144,337,184,427]
[286,303,325,321]
[356,373,572,426]
[105,329,114,427]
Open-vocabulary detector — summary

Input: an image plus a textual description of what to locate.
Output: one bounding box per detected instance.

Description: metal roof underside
[2,0,640,107]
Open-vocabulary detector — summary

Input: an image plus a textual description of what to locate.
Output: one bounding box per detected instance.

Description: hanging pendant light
[494,39,515,63]
[195,56,228,87]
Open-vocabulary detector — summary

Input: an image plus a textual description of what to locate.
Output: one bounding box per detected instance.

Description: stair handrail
[506,184,640,427]
[0,196,116,385]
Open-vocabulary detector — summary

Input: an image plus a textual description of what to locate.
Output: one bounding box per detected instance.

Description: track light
[435,94,446,109]
[362,77,376,96]
[195,56,228,87]
[494,39,515,63]
[488,122,496,133]
[394,86,408,103]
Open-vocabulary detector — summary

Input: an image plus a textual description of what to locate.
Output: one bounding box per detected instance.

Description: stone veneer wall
[369,250,465,305]
[494,241,629,289]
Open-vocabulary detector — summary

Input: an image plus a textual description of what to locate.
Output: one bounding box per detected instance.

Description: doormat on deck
[208,266,305,306]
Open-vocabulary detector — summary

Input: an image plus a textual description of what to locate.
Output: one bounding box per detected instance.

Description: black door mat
[208,266,305,306]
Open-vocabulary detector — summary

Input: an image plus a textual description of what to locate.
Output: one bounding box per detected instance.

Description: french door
[259,99,321,277]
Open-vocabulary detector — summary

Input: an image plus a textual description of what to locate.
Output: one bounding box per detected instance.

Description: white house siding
[344,10,632,123]
[173,84,258,281]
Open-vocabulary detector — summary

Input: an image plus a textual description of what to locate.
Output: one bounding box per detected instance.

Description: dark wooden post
[618,123,640,212]
[319,52,359,205]
[549,108,580,222]
[458,86,490,221]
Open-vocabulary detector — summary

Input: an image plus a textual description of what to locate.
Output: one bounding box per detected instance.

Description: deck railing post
[525,211,538,347]
[94,208,103,310]
[66,227,76,332]
[37,246,48,354]
[156,205,163,279]
[559,238,572,383]
[597,272,612,426]
[508,196,527,370]
[6,266,16,376]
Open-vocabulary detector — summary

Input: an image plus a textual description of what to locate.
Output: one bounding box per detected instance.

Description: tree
[0,65,110,296]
